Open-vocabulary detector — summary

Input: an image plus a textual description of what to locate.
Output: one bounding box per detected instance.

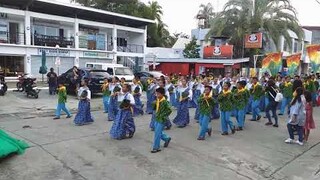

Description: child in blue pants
[197,85,215,140]
[151,87,172,153]
[218,82,235,135]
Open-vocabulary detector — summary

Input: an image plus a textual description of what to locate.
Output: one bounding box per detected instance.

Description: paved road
[0,90,320,180]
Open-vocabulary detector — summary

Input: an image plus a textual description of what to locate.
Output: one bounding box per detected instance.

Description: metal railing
[117,43,144,53]
[32,34,74,48]
[0,31,25,45]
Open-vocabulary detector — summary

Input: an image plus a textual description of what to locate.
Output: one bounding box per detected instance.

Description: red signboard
[203,45,233,59]
[245,32,263,49]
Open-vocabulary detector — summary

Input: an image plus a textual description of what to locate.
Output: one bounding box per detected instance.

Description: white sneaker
[295,140,304,146]
[285,138,294,144]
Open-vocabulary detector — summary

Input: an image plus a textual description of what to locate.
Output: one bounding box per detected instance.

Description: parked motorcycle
[0,75,7,96]
[24,78,40,98]
[16,74,36,92]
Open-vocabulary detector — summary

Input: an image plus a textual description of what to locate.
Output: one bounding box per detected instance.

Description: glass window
[115,67,133,75]
[33,25,45,35]
[106,68,113,75]
[46,27,57,36]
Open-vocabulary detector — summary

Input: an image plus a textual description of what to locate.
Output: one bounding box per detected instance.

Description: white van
[85,62,134,82]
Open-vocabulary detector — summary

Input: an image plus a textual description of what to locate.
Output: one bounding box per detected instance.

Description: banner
[306,44,320,73]
[286,53,301,76]
[203,45,233,59]
[261,52,282,76]
[245,32,263,49]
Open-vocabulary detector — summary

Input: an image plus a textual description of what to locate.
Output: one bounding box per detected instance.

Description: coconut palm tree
[196,3,215,29]
[148,1,163,23]
[208,0,304,57]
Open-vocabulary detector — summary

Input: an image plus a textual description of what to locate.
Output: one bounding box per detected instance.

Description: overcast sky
[57,0,320,35]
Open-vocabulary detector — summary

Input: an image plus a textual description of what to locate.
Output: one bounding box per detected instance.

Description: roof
[148,58,250,65]
[172,38,191,49]
[2,0,155,28]
[302,26,320,31]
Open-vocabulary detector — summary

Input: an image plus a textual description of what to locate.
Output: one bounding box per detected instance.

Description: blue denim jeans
[199,114,210,138]
[103,95,110,113]
[266,101,278,125]
[251,100,261,120]
[152,121,170,150]
[287,124,303,142]
[280,97,292,115]
[220,111,233,133]
[55,103,71,117]
[236,109,245,128]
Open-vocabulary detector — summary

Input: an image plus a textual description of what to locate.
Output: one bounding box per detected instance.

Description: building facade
[0,0,153,78]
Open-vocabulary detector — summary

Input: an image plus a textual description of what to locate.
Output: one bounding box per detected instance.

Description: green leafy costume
[280,83,293,98]
[152,100,172,123]
[250,84,264,100]
[233,89,250,110]
[58,86,67,103]
[218,92,234,112]
[198,94,216,116]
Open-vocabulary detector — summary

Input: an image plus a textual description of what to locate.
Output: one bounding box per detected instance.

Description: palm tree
[196,3,215,29]
[148,1,163,23]
[208,0,304,57]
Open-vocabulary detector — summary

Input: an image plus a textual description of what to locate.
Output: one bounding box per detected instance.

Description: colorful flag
[286,53,301,76]
[261,52,282,76]
[306,44,320,73]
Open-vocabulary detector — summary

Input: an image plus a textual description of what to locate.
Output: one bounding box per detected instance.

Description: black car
[58,68,111,94]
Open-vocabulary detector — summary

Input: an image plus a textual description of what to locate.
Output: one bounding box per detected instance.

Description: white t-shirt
[178,86,192,100]
[78,87,91,100]
[131,84,142,94]
[118,92,135,105]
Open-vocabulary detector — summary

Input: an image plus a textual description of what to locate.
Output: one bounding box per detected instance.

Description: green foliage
[72,0,176,48]
[183,38,200,58]
[207,0,304,59]
[196,3,215,29]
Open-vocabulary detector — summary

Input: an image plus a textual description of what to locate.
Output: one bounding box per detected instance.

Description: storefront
[0,56,24,76]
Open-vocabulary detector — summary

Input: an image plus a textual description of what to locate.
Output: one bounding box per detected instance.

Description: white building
[0,0,154,78]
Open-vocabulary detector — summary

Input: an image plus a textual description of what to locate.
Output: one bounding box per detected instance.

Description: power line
[316,0,320,5]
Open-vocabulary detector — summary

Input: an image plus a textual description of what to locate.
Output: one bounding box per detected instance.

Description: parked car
[58,68,111,94]
[85,62,134,82]
[134,71,166,90]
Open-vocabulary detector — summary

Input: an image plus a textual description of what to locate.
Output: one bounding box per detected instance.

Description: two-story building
[0,0,154,78]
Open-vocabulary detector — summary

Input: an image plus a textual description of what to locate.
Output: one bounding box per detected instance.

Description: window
[106,68,113,75]
[46,27,57,36]
[115,67,133,75]
[33,26,45,35]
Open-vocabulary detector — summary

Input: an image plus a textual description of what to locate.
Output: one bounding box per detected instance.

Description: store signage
[0,13,8,19]
[203,45,233,59]
[83,51,107,58]
[38,48,70,56]
[245,32,263,49]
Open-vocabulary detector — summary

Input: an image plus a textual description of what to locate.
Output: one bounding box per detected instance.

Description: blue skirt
[169,92,177,107]
[133,95,144,116]
[146,92,156,114]
[110,109,135,139]
[149,111,172,129]
[74,100,94,125]
[173,100,190,127]
[108,96,118,121]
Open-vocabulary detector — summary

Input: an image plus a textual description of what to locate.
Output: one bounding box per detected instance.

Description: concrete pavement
[0,90,320,180]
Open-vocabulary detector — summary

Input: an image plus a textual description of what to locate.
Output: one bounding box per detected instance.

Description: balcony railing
[32,34,74,48]
[117,44,144,53]
[0,31,25,45]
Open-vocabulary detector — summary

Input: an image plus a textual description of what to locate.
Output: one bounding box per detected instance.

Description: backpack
[269,86,283,102]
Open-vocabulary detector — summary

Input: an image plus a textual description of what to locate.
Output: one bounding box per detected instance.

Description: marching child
[53,82,71,119]
[233,81,249,130]
[110,84,135,140]
[151,87,172,153]
[250,77,264,121]
[131,78,144,116]
[304,90,315,142]
[108,77,121,121]
[74,79,94,126]
[173,78,192,128]
[101,78,111,113]
[197,85,215,140]
[218,82,236,135]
